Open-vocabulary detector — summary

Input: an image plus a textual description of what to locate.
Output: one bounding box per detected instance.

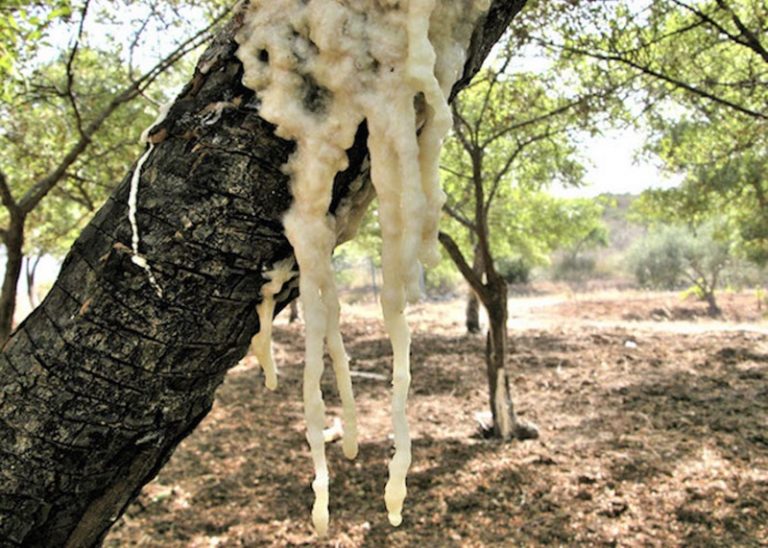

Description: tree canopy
[533,0,767,265]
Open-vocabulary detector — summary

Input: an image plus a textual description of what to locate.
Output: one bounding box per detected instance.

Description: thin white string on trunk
[128,102,173,298]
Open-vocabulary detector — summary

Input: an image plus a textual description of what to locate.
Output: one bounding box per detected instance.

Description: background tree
[537,0,768,120]
[626,221,732,315]
[437,39,609,439]
[0,1,73,101]
[640,114,768,265]
[534,0,768,266]
[0,0,230,343]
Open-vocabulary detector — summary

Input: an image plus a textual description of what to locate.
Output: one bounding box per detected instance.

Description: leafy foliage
[1,1,229,255]
[0,1,73,101]
[626,222,732,313]
[440,59,608,275]
[535,0,768,267]
[627,226,691,290]
[0,0,230,340]
[0,46,163,257]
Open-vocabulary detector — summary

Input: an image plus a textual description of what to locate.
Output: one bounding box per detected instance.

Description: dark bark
[0,2,528,545]
[705,291,722,317]
[0,218,25,344]
[466,290,481,333]
[288,299,299,323]
[465,245,483,334]
[481,274,538,440]
[25,255,42,309]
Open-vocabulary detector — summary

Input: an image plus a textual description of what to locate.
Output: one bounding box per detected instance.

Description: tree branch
[438,231,486,298]
[479,96,586,149]
[451,100,477,155]
[442,203,477,232]
[64,0,91,139]
[540,39,768,120]
[0,170,19,216]
[678,0,768,65]
[475,50,512,135]
[485,128,562,210]
[16,6,231,215]
[715,0,768,64]
[438,163,472,181]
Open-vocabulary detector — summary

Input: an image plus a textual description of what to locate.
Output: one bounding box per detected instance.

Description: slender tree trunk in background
[0,2,528,545]
[465,245,483,333]
[439,232,539,441]
[481,274,538,440]
[25,255,41,309]
[289,299,299,323]
[705,291,721,317]
[0,217,25,344]
[466,290,481,332]
[483,276,511,438]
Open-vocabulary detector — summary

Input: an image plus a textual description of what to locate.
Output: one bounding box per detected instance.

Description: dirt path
[506,291,768,335]
[348,290,768,335]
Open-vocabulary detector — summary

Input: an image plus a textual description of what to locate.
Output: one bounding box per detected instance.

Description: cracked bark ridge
[0,1,528,545]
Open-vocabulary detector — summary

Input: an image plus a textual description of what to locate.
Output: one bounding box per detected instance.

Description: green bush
[626,227,689,290]
[497,257,531,284]
[553,254,596,282]
[626,222,732,315]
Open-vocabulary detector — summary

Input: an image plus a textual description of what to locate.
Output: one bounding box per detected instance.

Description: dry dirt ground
[107,291,768,546]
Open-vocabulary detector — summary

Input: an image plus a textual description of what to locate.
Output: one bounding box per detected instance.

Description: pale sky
[554,129,681,198]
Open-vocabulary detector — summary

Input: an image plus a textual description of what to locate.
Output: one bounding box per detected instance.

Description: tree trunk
[25,255,41,310]
[0,217,25,345]
[467,291,481,333]
[465,245,483,334]
[0,2,528,545]
[289,299,299,323]
[481,275,538,441]
[484,278,513,438]
[705,290,721,317]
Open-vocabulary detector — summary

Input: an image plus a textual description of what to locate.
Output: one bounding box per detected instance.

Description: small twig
[64,0,91,139]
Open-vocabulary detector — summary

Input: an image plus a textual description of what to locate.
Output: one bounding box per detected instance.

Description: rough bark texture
[0,2,528,545]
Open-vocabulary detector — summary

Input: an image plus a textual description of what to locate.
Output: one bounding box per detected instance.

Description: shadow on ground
[107,312,768,546]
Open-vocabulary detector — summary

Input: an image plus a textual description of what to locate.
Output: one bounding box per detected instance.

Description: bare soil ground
[107,292,768,546]
[545,290,766,324]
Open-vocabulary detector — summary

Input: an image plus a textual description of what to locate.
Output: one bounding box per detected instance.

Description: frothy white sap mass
[236,0,488,535]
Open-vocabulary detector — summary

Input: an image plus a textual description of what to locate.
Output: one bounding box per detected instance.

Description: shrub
[553,254,596,282]
[626,227,690,290]
[497,257,531,284]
